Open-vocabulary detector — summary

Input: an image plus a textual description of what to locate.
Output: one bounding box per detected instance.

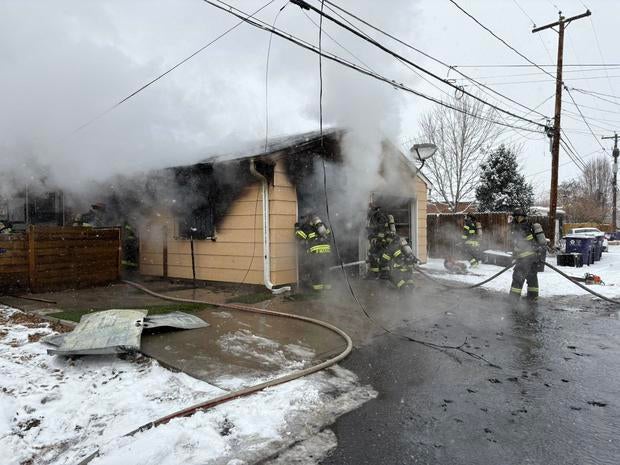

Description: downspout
[249,159,291,294]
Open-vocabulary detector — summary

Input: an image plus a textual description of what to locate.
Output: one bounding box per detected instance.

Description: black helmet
[512,208,526,217]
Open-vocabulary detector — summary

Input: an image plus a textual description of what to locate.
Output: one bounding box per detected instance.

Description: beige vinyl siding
[415,176,428,263]
[139,159,298,285]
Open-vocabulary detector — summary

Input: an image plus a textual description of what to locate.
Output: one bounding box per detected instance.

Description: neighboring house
[427,201,477,215]
[139,130,430,289]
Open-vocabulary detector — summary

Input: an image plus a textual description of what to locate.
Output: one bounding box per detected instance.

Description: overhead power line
[290,0,547,128]
[202,0,542,133]
[447,0,556,80]
[316,0,548,120]
[70,0,278,135]
[564,86,608,152]
[452,63,620,68]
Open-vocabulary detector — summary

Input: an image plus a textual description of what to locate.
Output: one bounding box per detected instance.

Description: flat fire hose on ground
[73,280,353,465]
[415,259,620,305]
[414,262,516,290]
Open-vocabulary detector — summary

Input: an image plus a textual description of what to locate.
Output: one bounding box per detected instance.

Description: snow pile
[422,244,620,299]
[0,306,375,465]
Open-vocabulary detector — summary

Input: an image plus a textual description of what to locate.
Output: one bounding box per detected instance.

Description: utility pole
[533,10,591,247]
[602,133,619,231]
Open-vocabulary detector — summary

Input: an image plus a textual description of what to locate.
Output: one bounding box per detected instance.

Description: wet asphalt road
[320,282,620,465]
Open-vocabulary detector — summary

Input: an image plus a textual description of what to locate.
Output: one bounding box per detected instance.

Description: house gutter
[249,159,291,295]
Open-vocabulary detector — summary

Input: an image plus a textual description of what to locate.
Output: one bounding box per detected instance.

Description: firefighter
[509,208,546,302]
[295,212,332,291]
[382,235,420,290]
[367,206,396,279]
[74,203,107,227]
[461,213,481,268]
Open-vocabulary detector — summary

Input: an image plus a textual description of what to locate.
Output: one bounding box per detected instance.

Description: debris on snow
[0,306,376,465]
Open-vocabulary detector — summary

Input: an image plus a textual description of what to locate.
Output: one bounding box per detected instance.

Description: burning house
[138,130,430,289]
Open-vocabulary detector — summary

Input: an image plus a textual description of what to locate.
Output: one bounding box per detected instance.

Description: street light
[409,143,437,169]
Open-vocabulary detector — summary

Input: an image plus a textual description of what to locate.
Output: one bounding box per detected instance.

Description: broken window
[177,205,215,240]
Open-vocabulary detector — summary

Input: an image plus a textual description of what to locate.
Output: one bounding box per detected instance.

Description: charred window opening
[371,194,413,240]
[172,160,273,240]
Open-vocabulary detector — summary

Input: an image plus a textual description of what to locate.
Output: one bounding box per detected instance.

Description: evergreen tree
[475,145,534,212]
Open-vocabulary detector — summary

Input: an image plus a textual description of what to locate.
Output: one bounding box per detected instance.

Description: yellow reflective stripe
[528,287,539,292]
[312,284,324,290]
[296,230,307,239]
[396,280,406,288]
[469,230,476,235]
[510,287,522,294]
[369,267,379,272]
[308,232,317,238]
[382,253,391,260]
[393,250,402,257]
[463,225,470,231]
[526,234,534,240]
[518,251,535,258]
[309,244,331,254]
[461,235,468,240]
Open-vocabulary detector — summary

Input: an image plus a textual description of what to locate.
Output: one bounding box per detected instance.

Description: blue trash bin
[595,236,604,260]
[564,234,594,265]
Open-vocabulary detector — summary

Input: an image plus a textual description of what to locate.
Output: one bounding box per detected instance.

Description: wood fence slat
[0,225,121,293]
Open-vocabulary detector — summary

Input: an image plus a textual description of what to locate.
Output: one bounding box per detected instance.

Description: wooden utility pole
[533,10,591,247]
[602,133,619,230]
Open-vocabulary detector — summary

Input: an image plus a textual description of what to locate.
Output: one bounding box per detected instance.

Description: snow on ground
[421,244,620,299]
[0,306,375,465]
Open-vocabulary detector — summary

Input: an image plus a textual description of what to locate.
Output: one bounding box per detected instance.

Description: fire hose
[415,259,620,305]
[74,280,353,465]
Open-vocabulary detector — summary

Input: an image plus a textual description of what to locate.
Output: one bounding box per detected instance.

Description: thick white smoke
[1,0,419,204]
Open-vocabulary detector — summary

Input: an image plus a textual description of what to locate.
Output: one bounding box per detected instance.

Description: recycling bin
[564,234,594,265]
[556,252,583,268]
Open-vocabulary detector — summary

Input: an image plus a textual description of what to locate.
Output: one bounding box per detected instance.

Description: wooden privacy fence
[0,226,121,294]
[427,212,511,259]
[427,212,555,258]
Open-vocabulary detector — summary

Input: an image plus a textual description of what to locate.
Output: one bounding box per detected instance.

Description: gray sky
[1,0,618,199]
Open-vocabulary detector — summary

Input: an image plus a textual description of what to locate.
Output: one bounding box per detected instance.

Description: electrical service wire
[446,0,556,81]
[297,0,548,129]
[70,0,278,135]
[317,0,549,121]
[202,0,542,133]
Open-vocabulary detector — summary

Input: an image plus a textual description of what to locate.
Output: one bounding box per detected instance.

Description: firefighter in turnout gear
[382,235,420,290]
[461,213,481,268]
[509,208,546,302]
[366,206,396,279]
[295,212,332,291]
